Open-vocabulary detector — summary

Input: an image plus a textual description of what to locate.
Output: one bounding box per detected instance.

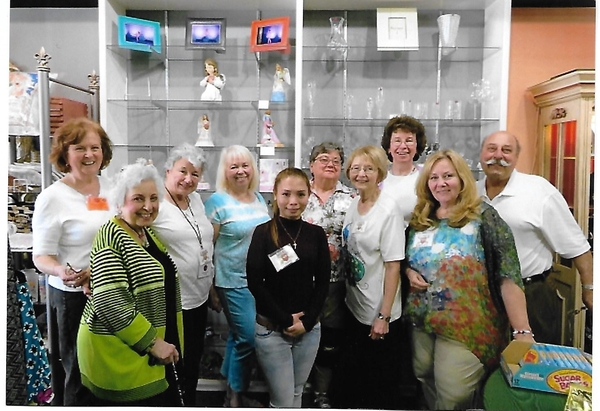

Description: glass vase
[327,16,347,60]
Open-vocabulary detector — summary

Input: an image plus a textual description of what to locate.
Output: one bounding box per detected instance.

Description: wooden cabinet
[528,69,594,349]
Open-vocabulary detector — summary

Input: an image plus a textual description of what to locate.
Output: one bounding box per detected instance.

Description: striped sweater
[77,217,184,402]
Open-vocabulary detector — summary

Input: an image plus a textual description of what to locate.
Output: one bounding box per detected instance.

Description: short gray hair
[110,158,164,210]
[215,145,259,193]
[164,143,206,172]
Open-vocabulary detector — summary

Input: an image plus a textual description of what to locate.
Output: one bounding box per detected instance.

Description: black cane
[171,362,185,406]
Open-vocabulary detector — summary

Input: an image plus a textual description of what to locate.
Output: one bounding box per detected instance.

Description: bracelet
[145,336,157,354]
[512,329,534,337]
[582,284,594,291]
[377,312,391,323]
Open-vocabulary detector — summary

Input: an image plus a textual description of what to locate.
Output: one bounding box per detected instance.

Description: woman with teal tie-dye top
[404,149,532,411]
[204,145,270,407]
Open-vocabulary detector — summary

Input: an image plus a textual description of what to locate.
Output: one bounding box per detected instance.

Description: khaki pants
[411,328,485,410]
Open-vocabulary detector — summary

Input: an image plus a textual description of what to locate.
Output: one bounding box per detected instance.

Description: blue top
[204,191,270,288]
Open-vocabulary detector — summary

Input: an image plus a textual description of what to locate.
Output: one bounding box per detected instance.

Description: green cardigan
[77,217,184,402]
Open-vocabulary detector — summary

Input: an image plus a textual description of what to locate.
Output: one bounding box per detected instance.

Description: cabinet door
[542,121,586,347]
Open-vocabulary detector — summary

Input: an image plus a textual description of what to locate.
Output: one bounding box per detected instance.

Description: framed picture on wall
[186,18,226,51]
[250,16,291,54]
[117,15,162,54]
[376,8,419,51]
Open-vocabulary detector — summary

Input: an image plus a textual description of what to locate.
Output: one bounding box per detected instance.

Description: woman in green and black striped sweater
[77,159,184,406]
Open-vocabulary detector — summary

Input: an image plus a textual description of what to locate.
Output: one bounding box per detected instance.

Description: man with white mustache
[476,131,593,345]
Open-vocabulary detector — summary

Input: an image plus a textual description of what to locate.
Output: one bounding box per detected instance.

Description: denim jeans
[48,286,88,406]
[216,287,257,393]
[255,322,321,408]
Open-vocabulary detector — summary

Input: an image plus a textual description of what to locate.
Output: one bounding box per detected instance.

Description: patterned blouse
[303,180,356,283]
[405,205,522,368]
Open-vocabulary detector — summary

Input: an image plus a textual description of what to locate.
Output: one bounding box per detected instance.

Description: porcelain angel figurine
[200,58,226,101]
[195,114,214,147]
[270,63,291,102]
[261,110,283,146]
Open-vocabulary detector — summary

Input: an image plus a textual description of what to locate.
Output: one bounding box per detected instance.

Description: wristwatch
[377,312,391,323]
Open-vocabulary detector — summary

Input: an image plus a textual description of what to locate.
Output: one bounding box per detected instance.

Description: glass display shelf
[112,143,296,153]
[107,44,296,62]
[303,118,501,127]
[302,45,501,63]
[106,99,293,111]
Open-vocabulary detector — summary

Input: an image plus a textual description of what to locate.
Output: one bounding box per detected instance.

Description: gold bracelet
[582,284,594,291]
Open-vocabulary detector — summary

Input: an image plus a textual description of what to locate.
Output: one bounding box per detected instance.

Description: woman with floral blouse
[404,149,533,410]
[302,142,355,409]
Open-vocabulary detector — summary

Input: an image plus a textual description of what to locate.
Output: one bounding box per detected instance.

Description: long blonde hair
[410,149,481,231]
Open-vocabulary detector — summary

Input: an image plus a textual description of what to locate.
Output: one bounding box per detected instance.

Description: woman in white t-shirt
[335,145,405,410]
[380,115,428,226]
[152,143,217,406]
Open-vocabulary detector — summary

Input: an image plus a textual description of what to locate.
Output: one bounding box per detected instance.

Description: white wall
[10,8,99,102]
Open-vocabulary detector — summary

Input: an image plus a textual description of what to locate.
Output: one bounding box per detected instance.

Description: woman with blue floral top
[302,142,355,409]
[405,149,533,410]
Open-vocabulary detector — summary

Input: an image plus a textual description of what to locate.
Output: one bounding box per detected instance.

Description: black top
[247,217,330,332]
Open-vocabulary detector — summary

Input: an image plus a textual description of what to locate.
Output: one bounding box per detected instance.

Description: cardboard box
[500,340,592,395]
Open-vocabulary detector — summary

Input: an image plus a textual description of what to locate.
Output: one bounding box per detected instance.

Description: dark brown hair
[49,117,113,173]
[380,115,427,162]
[269,167,311,247]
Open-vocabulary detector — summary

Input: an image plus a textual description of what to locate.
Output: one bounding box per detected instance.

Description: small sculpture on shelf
[195,114,214,147]
[270,63,291,102]
[260,110,283,147]
[200,58,225,102]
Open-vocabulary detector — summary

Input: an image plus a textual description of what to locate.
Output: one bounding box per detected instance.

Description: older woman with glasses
[380,115,427,226]
[334,145,405,410]
[302,142,355,408]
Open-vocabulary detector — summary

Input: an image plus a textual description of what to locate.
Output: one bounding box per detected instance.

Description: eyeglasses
[391,138,416,146]
[315,156,342,167]
[349,165,376,175]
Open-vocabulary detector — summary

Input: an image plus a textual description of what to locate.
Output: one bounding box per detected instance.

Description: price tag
[258,100,270,110]
[260,146,275,156]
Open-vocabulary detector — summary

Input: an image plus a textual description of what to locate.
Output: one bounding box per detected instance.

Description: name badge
[413,231,434,248]
[87,196,109,211]
[198,249,212,279]
[268,244,299,272]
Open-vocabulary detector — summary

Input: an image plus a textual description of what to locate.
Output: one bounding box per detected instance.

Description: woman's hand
[208,286,222,313]
[369,318,389,341]
[60,265,89,289]
[406,267,429,292]
[149,338,180,365]
[284,311,306,337]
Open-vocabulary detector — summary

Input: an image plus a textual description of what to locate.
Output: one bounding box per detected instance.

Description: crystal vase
[327,16,347,60]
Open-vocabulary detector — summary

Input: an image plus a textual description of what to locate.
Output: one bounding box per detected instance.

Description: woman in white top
[336,145,405,410]
[152,143,216,406]
[380,115,428,226]
[32,118,114,405]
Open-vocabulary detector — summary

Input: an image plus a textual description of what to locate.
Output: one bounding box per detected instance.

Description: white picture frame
[377,8,419,51]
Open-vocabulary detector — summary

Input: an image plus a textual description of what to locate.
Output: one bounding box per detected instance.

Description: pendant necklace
[166,188,209,272]
[278,218,303,249]
[120,217,149,248]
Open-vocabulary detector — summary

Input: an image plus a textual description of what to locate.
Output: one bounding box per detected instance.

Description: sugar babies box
[500,340,592,394]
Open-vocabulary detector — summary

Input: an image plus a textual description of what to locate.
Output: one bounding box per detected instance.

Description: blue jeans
[255,322,321,408]
[216,287,256,393]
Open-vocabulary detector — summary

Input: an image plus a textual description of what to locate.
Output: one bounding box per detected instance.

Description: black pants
[48,286,87,406]
[524,278,562,345]
[330,315,404,410]
[182,301,209,406]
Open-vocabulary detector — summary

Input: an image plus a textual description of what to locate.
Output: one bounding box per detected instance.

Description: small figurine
[195,114,214,147]
[260,110,282,146]
[270,63,291,102]
[200,58,226,101]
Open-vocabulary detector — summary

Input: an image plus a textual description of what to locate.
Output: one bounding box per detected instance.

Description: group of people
[31,115,592,409]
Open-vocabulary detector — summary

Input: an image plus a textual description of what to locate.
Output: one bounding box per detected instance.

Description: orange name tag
[87,196,109,211]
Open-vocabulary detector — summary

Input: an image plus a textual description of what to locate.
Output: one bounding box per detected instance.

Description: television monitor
[250,16,291,53]
[186,18,226,51]
[117,15,162,54]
